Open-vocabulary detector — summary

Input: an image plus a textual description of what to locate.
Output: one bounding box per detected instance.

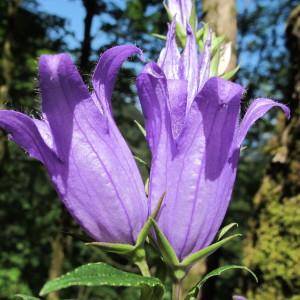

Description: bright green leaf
[186,265,257,299]
[39,263,164,300]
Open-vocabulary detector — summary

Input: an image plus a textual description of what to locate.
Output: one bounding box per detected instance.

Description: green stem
[172,280,184,300]
[135,258,151,277]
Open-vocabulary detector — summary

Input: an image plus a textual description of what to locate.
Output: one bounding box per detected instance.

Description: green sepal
[151,33,166,41]
[39,262,165,300]
[189,0,197,32]
[186,265,257,299]
[134,120,146,137]
[217,222,238,240]
[212,35,226,54]
[221,65,240,80]
[210,48,220,77]
[135,192,165,248]
[150,218,180,266]
[14,295,40,300]
[86,241,135,254]
[180,234,242,267]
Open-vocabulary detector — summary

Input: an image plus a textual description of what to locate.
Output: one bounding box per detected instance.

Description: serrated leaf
[39,263,164,300]
[180,234,241,267]
[218,223,238,240]
[151,218,179,266]
[14,295,40,300]
[186,265,257,300]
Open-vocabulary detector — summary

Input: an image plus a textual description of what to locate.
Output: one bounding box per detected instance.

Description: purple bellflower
[233,296,247,300]
[136,22,290,260]
[0,45,148,245]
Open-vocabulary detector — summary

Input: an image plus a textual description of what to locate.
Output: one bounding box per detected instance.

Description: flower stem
[135,258,151,277]
[172,280,184,300]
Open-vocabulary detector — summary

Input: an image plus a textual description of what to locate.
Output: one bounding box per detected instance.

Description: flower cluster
[0,0,289,265]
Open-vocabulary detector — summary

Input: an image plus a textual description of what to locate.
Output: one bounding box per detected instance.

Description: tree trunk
[0,0,20,165]
[202,0,237,71]
[79,0,98,71]
[242,5,300,300]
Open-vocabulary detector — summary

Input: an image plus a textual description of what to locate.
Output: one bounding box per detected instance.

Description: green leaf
[14,295,40,300]
[39,262,164,300]
[186,265,257,299]
[151,218,180,266]
[199,265,258,287]
[180,234,242,267]
[217,223,238,240]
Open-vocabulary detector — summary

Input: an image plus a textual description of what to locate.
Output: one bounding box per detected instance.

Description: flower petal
[156,77,244,259]
[237,98,290,147]
[167,0,192,28]
[136,62,173,211]
[180,25,199,111]
[0,110,58,166]
[39,53,147,244]
[92,45,142,114]
[157,20,181,79]
[167,79,188,140]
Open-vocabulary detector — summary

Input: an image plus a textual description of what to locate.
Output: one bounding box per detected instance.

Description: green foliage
[40,262,164,299]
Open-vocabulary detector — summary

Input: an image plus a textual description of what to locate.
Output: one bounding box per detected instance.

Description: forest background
[0,0,299,299]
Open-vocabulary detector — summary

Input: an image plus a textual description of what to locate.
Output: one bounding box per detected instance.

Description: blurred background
[0,0,299,299]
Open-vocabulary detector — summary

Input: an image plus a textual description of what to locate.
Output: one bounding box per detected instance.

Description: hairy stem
[172,280,184,300]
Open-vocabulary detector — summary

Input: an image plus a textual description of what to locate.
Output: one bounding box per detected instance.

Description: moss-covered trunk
[242,5,300,300]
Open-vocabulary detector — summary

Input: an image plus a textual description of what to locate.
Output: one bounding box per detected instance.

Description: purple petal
[157,20,180,79]
[167,79,188,140]
[155,77,244,259]
[198,31,212,91]
[233,296,247,300]
[136,62,173,212]
[92,45,142,114]
[179,25,199,111]
[167,0,192,28]
[38,53,147,244]
[0,110,58,167]
[237,98,290,147]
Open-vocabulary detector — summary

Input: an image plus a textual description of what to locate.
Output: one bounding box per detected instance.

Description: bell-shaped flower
[0,45,148,245]
[136,22,290,260]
